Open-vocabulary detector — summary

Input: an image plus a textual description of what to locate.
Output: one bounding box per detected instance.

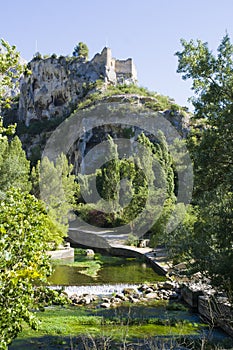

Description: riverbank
[10,299,233,350]
[9,246,233,349]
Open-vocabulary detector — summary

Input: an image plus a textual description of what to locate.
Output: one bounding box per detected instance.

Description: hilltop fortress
[91,47,137,84]
[18,47,137,125]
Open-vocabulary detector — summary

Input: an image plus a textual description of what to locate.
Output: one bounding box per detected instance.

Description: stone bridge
[68,219,169,276]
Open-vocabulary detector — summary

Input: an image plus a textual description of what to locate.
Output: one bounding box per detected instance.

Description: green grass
[16,306,200,341]
[76,83,186,113]
[12,305,227,350]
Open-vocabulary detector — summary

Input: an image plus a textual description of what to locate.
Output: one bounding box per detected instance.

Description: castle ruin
[92,47,137,84]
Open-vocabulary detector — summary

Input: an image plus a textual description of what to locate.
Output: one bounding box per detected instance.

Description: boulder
[138,284,149,292]
[122,288,137,296]
[101,297,110,303]
[82,294,92,304]
[145,292,159,300]
[138,239,150,248]
[114,293,128,301]
[163,281,176,290]
[144,287,154,294]
[85,249,95,256]
[110,297,122,304]
[100,302,111,308]
[129,297,139,303]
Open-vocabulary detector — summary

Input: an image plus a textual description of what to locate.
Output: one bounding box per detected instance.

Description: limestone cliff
[3,46,190,166]
[18,48,137,126]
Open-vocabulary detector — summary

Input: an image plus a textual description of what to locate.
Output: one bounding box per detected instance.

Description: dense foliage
[0,189,66,349]
[175,34,233,300]
[76,133,176,243]
[31,153,78,246]
[0,40,69,349]
[0,136,31,195]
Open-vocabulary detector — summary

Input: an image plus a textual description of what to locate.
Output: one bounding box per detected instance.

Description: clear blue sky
[1,0,233,109]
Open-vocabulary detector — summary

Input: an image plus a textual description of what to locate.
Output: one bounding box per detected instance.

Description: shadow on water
[9,332,233,350]
[9,303,233,350]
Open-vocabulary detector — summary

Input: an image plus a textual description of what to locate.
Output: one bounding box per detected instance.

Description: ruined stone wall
[115,58,137,84]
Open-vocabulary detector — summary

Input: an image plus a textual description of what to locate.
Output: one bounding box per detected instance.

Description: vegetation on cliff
[72,41,89,61]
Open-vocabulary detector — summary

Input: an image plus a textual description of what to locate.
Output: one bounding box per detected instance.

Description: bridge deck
[68,223,171,275]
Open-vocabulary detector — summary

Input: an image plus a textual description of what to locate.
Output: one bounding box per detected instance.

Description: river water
[48,251,165,286]
[46,250,233,348]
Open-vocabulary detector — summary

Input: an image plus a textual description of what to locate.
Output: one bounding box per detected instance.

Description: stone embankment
[47,242,74,260]
[181,282,233,338]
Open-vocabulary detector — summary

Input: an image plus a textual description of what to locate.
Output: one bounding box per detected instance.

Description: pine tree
[72,42,89,61]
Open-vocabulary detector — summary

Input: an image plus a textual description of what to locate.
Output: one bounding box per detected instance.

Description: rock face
[66,97,190,174]
[11,46,190,167]
[18,47,137,126]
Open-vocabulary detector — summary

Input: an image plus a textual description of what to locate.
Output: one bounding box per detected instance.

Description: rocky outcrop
[18,48,137,126]
[10,46,190,168]
[17,94,190,167]
[67,281,181,308]
[66,97,190,174]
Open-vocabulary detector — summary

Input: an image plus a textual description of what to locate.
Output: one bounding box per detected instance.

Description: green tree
[176,34,233,299]
[32,154,77,245]
[0,40,30,195]
[176,34,233,194]
[98,136,121,210]
[0,136,31,195]
[0,39,25,137]
[137,132,176,244]
[73,42,89,61]
[77,133,176,241]
[190,189,233,301]
[0,39,24,109]
[0,41,66,348]
[0,189,66,349]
